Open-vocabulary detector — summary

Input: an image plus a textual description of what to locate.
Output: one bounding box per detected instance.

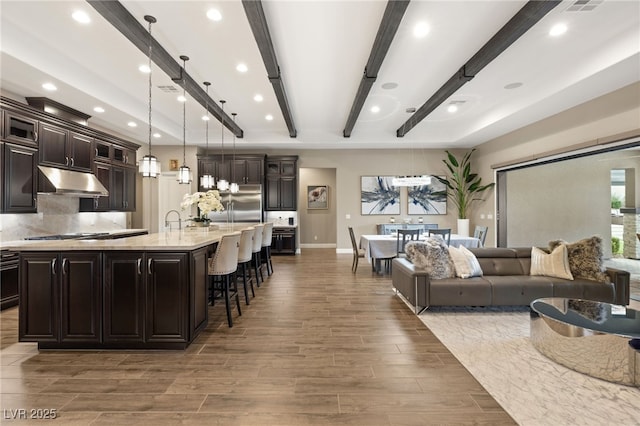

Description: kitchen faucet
[164,209,182,231]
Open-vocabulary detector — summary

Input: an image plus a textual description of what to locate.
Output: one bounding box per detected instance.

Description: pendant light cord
[181,57,188,166]
[147,19,153,155]
[220,100,226,164]
[232,112,237,182]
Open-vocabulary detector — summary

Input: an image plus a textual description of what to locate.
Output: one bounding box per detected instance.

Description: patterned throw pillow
[405,238,455,279]
[530,245,574,280]
[548,235,607,283]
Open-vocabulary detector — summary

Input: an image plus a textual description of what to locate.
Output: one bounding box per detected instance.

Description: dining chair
[428,228,451,246]
[251,224,265,286]
[348,226,365,273]
[237,227,256,305]
[261,222,274,277]
[208,231,242,327]
[396,229,420,257]
[473,225,488,246]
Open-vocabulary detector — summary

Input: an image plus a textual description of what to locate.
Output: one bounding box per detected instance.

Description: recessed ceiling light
[42,82,57,91]
[381,82,398,90]
[127,121,137,127]
[202,115,210,121]
[93,106,105,113]
[236,63,248,73]
[177,95,187,103]
[138,64,151,73]
[447,104,458,113]
[254,94,263,102]
[413,22,430,38]
[206,8,222,22]
[153,133,161,138]
[549,23,567,37]
[370,105,381,114]
[72,10,91,24]
[504,82,523,90]
[265,114,274,121]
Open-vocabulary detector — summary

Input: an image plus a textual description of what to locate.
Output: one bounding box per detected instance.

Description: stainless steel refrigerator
[207,184,263,223]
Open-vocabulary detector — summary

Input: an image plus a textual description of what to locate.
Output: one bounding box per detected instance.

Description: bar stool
[251,224,264,287]
[237,227,256,305]
[261,222,274,276]
[208,232,242,327]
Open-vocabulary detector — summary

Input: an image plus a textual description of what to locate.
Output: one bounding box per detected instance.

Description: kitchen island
[6,224,256,350]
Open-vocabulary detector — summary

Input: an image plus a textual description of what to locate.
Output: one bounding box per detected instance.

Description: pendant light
[229,112,239,193]
[138,15,160,178]
[177,55,192,185]
[200,81,215,189]
[216,100,229,191]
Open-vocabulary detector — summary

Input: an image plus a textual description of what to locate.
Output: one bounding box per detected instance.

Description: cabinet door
[265,175,281,210]
[231,159,246,184]
[19,253,59,342]
[146,253,188,343]
[245,158,263,184]
[79,163,111,212]
[217,159,231,183]
[123,167,136,211]
[3,111,38,147]
[69,132,93,171]
[39,122,69,167]
[95,139,111,162]
[112,145,135,166]
[110,166,125,210]
[280,160,297,176]
[60,253,101,343]
[279,177,297,210]
[279,232,297,254]
[104,252,145,343]
[3,143,37,213]
[190,247,210,338]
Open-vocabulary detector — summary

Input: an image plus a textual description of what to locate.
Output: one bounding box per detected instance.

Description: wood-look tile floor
[0,249,516,425]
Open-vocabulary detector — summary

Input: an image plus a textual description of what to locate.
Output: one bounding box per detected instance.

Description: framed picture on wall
[407,177,447,214]
[307,185,329,209]
[361,176,400,215]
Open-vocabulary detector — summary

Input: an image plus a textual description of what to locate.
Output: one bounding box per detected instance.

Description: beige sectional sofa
[391,247,630,314]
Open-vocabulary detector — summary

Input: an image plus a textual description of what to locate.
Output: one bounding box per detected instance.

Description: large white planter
[457,218,470,237]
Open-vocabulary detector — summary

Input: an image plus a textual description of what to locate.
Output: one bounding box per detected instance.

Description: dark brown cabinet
[2,111,38,147]
[39,124,93,172]
[272,228,297,254]
[0,251,19,310]
[103,252,145,343]
[197,154,264,189]
[265,156,298,211]
[113,145,136,166]
[3,143,37,213]
[79,163,111,212]
[110,166,135,211]
[60,253,102,343]
[19,252,101,344]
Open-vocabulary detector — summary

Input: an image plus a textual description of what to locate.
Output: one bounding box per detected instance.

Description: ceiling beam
[396,0,562,137]
[242,0,297,138]
[87,0,243,138]
[343,0,410,138]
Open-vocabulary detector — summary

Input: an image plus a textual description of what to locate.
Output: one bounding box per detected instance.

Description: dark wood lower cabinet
[20,248,212,350]
[103,252,145,343]
[272,228,297,254]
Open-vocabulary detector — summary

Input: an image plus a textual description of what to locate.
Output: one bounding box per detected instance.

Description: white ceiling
[1,0,639,150]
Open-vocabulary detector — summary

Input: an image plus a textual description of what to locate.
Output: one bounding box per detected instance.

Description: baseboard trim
[299,243,337,249]
[336,248,352,254]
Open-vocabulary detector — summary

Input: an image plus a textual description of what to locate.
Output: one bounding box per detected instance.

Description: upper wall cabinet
[264,156,298,211]
[3,143,38,213]
[38,123,93,172]
[2,111,38,147]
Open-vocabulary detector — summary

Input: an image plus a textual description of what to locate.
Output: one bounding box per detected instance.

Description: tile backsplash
[0,195,128,243]
[266,211,297,226]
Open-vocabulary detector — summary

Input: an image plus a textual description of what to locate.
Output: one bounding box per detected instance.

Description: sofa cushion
[548,236,608,283]
[405,238,454,279]
[530,245,573,280]
[485,275,554,305]
[449,245,483,278]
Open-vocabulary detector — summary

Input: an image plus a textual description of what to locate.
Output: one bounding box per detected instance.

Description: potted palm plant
[432,149,495,236]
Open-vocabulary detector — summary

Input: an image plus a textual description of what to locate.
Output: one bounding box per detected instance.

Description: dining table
[359,233,483,274]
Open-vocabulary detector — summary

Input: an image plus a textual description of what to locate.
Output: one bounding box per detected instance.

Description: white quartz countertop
[1,223,259,252]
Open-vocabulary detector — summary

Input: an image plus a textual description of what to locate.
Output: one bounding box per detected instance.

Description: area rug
[417,306,640,426]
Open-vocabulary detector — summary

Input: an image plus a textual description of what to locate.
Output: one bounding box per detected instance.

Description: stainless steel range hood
[37,165,109,197]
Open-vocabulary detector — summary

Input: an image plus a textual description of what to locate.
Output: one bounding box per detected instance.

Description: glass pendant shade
[200,174,215,189]
[178,165,192,184]
[139,155,160,177]
[229,182,239,193]
[217,179,229,191]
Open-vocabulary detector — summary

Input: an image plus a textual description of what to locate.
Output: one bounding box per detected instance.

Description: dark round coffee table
[530,297,640,387]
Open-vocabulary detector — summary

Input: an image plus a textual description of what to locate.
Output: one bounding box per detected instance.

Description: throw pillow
[530,245,574,280]
[405,238,455,279]
[449,245,483,278]
[548,236,608,283]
